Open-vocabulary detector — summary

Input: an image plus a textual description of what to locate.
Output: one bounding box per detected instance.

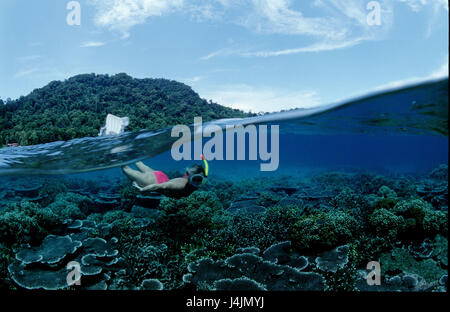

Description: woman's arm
[133,178,188,192]
[133,182,159,192]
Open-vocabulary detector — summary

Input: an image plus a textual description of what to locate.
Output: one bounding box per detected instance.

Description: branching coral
[38,180,68,207]
[214,213,275,251]
[263,204,302,242]
[46,192,95,221]
[392,198,448,238]
[368,208,405,243]
[0,201,59,247]
[157,191,231,244]
[289,211,359,252]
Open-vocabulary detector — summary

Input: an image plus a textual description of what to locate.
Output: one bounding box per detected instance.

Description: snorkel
[201,154,209,184]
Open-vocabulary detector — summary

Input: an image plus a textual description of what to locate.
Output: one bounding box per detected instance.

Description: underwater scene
[0,78,447,292]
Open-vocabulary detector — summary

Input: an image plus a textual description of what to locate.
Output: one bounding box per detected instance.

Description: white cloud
[244,0,349,38]
[200,48,240,60]
[201,38,364,59]
[398,0,448,12]
[202,0,394,59]
[241,37,363,57]
[334,58,448,102]
[185,1,229,22]
[429,59,449,79]
[374,59,448,91]
[89,0,392,49]
[90,0,184,38]
[199,84,321,112]
[16,55,41,62]
[249,0,393,40]
[14,68,40,78]
[397,0,448,37]
[438,0,449,11]
[180,76,204,84]
[397,0,425,12]
[88,0,445,59]
[80,41,106,48]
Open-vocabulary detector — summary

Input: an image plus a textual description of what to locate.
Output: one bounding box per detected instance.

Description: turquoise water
[0,79,448,291]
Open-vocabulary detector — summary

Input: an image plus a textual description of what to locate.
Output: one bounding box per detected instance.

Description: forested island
[0,73,251,146]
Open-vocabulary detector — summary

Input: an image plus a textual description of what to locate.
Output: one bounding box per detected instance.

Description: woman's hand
[132,181,144,191]
[133,182,158,192]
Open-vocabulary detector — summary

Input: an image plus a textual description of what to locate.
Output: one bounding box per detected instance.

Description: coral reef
[315,245,350,273]
[0,164,448,291]
[8,223,121,290]
[378,247,446,290]
[140,278,164,290]
[183,242,326,291]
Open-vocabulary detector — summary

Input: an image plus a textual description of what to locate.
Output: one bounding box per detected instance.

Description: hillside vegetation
[0,73,251,146]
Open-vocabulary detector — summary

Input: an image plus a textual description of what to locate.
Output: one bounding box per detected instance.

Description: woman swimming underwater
[122,155,209,199]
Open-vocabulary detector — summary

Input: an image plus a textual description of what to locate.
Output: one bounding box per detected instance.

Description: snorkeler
[122,155,209,199]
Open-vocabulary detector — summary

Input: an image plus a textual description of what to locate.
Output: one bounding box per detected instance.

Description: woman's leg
[136,161,154,173]
[122,165,144,181]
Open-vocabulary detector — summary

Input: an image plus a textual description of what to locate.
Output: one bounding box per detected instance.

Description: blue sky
[0,0,448,112]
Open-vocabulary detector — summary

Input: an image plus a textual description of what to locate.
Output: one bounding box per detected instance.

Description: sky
[0,0,448,113]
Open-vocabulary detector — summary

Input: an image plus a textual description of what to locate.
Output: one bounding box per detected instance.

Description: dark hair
[186,164,205,176]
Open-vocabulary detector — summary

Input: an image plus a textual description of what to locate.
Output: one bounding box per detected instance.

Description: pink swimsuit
[153,171,170,184]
